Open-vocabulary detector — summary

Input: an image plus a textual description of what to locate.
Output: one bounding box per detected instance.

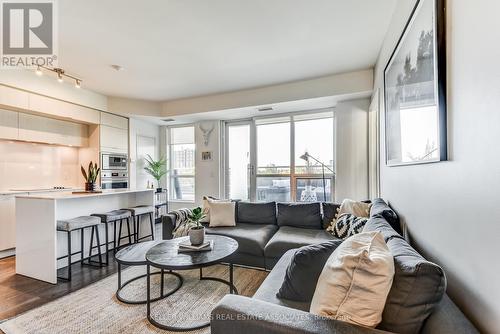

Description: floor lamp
[299,152,335,202]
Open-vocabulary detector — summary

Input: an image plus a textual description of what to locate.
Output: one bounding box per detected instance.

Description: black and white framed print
[384,0,447,166]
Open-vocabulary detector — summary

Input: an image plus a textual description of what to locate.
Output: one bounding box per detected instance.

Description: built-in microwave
[101,153,128,171]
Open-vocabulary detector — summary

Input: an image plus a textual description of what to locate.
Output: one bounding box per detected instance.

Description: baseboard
[0,248,15,259]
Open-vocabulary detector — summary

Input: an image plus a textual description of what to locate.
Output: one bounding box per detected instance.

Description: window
[168,126,195,201]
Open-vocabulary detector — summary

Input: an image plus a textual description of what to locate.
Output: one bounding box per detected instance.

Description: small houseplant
[81,162,100,192]
[188,207,206,245]
[144,154,167,192]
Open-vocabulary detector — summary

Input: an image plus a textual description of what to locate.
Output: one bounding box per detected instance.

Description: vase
[189,227,205,245]
[85,182,96,192]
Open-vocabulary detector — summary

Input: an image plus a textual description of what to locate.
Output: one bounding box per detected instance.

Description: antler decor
[199,123,215,146]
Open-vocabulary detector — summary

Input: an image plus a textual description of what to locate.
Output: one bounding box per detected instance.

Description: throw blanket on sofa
[171,208,193,238]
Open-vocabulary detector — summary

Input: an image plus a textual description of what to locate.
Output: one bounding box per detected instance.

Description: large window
[169,126,195,201]
[225,110,335,202]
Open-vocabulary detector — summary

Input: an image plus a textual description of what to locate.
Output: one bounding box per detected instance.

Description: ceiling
[58,0,397,101]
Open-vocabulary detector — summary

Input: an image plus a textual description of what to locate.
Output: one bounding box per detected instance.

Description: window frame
[167,124,196,203]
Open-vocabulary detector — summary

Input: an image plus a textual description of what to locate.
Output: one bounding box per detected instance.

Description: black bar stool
[124,205,155,243]
[92,209,133,263]
[56,216,103,281]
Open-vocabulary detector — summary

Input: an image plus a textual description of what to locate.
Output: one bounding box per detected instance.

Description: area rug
[0,265,267,334]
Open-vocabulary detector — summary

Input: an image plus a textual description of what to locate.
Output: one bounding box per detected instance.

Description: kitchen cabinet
[18,113,89,147]
[29,93,100,124]
[0,194,18,253]
[100,124,128,152]
[0,108,19,140]
[101,112,128,130]
[0,85,29,110]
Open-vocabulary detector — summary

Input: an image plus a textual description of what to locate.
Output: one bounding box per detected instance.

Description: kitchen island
[15,189,155,284]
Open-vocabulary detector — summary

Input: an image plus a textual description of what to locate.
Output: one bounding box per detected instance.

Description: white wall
[128,118,161,189]
[374,1,500,332]
[195,121,221,205]
[335,99,369,202]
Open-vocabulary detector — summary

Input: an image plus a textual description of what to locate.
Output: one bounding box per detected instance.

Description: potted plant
[81,162,100,192]
[144,154,167,192]
[188,207,206,245]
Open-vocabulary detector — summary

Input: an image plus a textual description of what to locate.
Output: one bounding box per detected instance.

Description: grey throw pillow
[277,240,342,302]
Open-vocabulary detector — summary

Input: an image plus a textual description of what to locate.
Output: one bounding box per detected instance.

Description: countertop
[0,188,80,196]
[15,188,154,200]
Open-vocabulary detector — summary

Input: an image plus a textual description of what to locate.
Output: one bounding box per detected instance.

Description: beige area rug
[0,265,267,334]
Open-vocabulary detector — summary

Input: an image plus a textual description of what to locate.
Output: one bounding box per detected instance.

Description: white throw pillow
[335,199,372,221]
[201,196,230,223]
[310,231,395,328]
[208,201,236,227]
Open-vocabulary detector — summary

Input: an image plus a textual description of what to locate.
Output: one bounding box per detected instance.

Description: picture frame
[384,0,447,166]
[201,151,213,161]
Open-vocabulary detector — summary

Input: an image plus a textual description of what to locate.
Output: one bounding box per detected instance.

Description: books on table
[178,240,214,253]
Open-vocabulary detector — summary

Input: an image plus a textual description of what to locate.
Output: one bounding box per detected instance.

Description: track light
[34,66,82,88]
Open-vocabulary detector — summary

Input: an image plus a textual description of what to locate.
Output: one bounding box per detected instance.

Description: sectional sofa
[162,199,478,333]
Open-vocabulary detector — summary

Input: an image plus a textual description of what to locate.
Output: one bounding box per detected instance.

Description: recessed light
[110,64,124,71]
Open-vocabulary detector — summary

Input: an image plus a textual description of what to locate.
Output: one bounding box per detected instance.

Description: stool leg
[80,228,84,265]
[67,230,72,281]
[126,217,132,245]
[95,225,103,266]
[149,212,155,240]
[89,226,95,260]
[113,220,117,253]
[117,219,123,249]
[133,215,137,243]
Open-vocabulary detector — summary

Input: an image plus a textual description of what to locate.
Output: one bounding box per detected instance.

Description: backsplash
[0,140,80,191]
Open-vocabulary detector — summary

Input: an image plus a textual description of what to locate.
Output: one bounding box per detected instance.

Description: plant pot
[189,227,205,245]
[85,182,97,192]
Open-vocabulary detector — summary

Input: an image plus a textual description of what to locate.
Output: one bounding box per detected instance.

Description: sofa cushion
[277,202,322,229]
[379,236,447,334]
[205,223,277,256]
[370,198,401,234]
[253,249,311,312]
[264,226,339,260]
[277,240,342,302]
[237,201,277,225]
[322,202,341,229]
[363,216,402,243]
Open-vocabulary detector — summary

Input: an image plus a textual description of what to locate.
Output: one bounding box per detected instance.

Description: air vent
[162,118,175,123]
[258,106,273,112]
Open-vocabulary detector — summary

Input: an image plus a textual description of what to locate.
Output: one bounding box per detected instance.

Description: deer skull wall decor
[199,123,215,146]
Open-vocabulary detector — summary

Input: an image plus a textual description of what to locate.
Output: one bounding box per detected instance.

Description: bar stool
[56,216,103,281]
[91,209,133,264]
[123,205,155,243]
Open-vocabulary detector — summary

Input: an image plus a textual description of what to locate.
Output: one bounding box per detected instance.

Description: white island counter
[16,189,154,284]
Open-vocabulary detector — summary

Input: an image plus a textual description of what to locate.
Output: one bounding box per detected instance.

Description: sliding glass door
[224,110,335,202]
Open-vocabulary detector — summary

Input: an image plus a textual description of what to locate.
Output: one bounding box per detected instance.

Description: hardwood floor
[0,255,120,321]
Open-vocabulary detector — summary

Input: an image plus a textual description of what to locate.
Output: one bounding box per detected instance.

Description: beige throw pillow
[336,199,371,220]
[208,201,236,227]
[201,196,230,223]
[310,231,395,328]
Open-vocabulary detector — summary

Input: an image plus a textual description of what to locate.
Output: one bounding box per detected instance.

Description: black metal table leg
[230,263,234,294]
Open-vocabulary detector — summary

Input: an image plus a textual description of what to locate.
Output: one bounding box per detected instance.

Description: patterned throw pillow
[328,213,368,239]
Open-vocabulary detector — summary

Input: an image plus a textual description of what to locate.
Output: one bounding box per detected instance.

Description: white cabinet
[18,113,89,147]
[0,108,19,140]
[0,85,29,110]
[29,93,100,124]
[100,125,128,152]
[0,195,18,252]
[100,112,128,130]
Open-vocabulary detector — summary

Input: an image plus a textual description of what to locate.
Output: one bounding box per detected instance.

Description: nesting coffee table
[115,235,239,332]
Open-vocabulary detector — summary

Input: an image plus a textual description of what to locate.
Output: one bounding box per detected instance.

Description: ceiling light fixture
[110,64,124,71]
[34,66,83,88]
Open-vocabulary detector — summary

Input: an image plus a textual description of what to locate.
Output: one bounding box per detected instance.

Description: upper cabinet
[100,112,129,153]
[29,93,100,124]
[0,109,19,140]
[0,85,29,110]
[18,113,88,147]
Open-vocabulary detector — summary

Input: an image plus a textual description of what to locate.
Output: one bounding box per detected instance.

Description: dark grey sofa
[162,201,339,269]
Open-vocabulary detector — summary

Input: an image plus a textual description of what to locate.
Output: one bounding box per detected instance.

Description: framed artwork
[384,0,447,166]
[201,151,213,161]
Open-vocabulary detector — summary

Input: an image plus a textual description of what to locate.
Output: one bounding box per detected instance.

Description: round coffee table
[145,235,239,331]
[114,240,182,304]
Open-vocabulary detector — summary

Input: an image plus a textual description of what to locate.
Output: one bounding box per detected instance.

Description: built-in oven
[101,170,128,189]
[101,153,128,171]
